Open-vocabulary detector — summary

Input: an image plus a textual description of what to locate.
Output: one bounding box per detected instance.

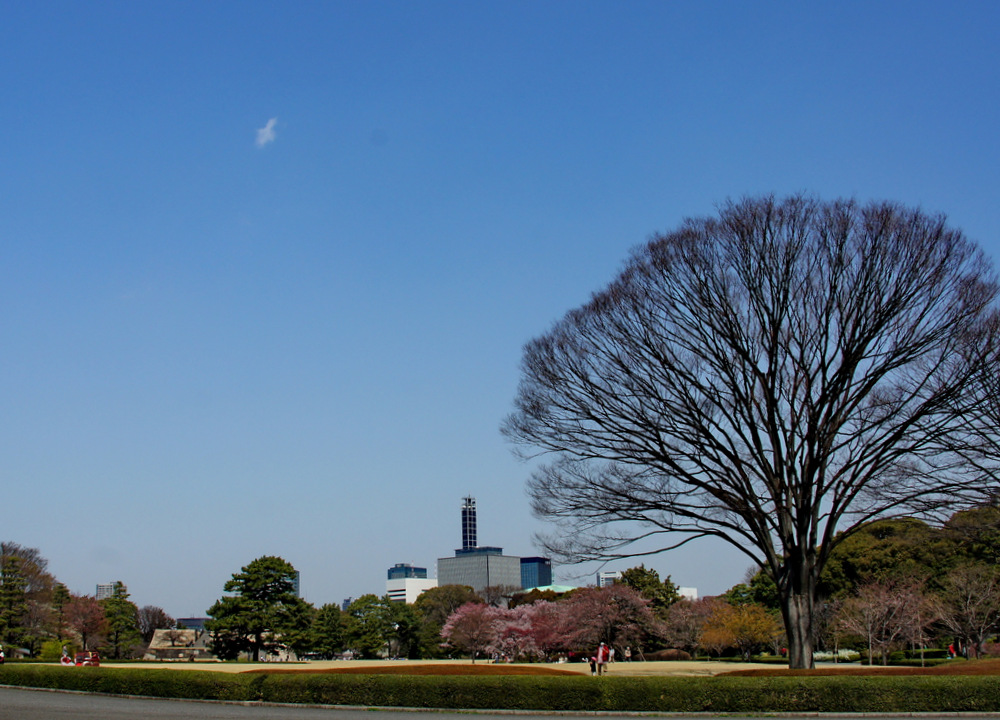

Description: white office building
[678,586,698,601]
[386,576,438,604]
[596,570,622,588]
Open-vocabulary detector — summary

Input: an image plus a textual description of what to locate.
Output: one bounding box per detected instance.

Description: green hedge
[4,665,1000,712]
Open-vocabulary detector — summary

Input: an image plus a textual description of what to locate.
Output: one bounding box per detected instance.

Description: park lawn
[98,657,1000,678]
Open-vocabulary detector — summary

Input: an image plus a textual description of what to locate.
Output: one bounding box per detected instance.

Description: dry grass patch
[245,663,578,676]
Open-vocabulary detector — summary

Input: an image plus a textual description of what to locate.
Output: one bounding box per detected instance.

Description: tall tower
[461,496,477,550]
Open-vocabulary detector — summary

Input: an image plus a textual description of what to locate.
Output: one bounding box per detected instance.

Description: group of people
[588,643,631,675]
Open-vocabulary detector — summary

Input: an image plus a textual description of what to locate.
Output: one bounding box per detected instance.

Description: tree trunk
[784,592,815,669]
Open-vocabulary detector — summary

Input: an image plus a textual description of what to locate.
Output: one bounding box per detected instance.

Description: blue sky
[2,2,998,617]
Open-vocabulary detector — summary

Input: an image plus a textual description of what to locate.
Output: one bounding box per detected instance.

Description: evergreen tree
[0,556,28,647]
[387,600,421,659]
[343,594,393,659]
[723,570,780,609]
[311,603,345,659]
[206,556,312,661]
[51,583,71,641]
[413,585,483,658]
[619,565,680,617]
[100,582,142,659]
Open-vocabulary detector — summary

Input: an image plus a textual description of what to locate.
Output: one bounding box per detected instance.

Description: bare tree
[504,195,1000,668]
[834,578,929,665]
[938,564,1000,659]
[662,597,721,659]
[163,627,188,647]
[64,595,106,651]
[0,543,55,597]
[481,584,521,608]
[137,606,175,644]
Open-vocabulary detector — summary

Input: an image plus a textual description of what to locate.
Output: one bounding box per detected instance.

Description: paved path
[4,687,451,719]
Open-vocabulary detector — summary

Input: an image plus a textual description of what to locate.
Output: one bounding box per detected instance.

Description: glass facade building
[438,495,552,595]
[387,563,428,580]
[520,557,553,589]
[438,552,522,593]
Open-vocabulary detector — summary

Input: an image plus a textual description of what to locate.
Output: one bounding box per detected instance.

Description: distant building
[439,549,522,593]
[95,582,117,600]
[520,557,553,590]
[678,586,698,601]
[596,570,621,588]
[176,617,209,631]
[438,496,525,594]
[292,571,301,597]
[144,628,214,661]
[387,576,438,603]
[341,597,355,611]
[387,563,427,580]
[385,563,436,603]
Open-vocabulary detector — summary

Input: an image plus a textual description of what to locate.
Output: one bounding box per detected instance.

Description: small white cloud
[256,118,278,148]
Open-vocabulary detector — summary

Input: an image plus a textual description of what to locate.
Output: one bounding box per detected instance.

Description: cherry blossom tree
[560,584,663,655]
[488,605,538,661]
[440,602,498,662]
[524,600,572,660]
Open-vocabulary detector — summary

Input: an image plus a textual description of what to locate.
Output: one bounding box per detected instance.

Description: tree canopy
[100,582,142,659]
[618,565,680,616]
[206,555,311,661]
[504,195,1000,668]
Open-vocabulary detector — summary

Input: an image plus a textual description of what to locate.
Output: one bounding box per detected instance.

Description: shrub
[39,640,78,662]
[4,665,1000,712]
[813,651,861,663]
[644,649,692,661]
[748,655,789,664]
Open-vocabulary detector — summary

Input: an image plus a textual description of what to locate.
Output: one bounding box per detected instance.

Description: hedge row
[4,664,1000,712]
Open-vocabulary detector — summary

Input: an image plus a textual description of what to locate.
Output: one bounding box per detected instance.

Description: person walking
[595,642,610,676]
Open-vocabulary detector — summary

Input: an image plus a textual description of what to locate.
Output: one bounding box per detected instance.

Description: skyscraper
[461,495,477,551]
[439,495,522,593]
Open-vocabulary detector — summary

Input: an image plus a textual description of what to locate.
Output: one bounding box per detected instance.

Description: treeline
[440,506,1000,664]
[204,559,690,662]
[0,542,175,659]
[713,505,1000,663]
[203,556,492,661]
[6,504,1000,663]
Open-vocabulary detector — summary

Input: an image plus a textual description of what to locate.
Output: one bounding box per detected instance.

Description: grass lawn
[94,656,1000,678]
